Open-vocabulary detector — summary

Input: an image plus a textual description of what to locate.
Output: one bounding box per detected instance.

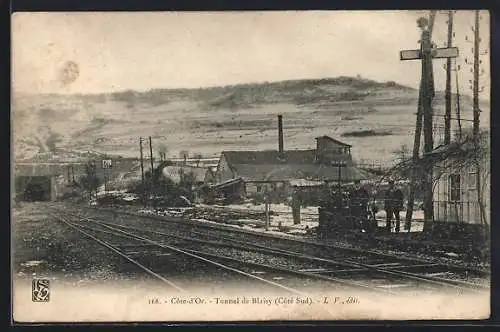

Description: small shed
[211,177,246,204]
[424,132,490,226]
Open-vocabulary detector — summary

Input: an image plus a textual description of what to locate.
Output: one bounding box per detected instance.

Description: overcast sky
[12,11,490,98]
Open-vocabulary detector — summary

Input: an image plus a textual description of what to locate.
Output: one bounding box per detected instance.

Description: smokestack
[278,114,284,157]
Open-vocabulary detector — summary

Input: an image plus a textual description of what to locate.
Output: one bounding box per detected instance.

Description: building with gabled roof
[213,115,372,199]
[423,131,490,227]
[315,135,352,147]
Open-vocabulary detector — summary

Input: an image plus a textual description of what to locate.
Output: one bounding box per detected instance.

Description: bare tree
[180,150,189,165]
[157,143,168,162]
[193,153,203,167]
[392,144,411,164]
[79,160,101,202]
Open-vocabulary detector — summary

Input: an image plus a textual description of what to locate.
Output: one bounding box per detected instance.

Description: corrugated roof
[212,177,244,189]
[222,149,316,165]
[230,163,371,182]
[315,135,352,147]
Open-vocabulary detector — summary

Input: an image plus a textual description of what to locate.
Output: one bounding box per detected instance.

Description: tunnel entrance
[15,176,52,201]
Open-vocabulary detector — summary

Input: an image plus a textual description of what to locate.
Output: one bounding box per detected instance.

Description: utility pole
[401,12,459,228]
[472,10,486,226]
[421,16,437,228]
[149,136,154,190]
[455,67,462,140]
[473,10,480,139]
[402,12,437,230]
[139,137,146,207]
[103,163,108,195]
[265,192,270,231]
[444,10,454,145]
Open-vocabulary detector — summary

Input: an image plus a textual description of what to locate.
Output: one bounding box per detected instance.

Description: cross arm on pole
[400,47,459,61]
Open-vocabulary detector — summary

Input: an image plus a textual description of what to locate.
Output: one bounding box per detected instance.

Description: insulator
[453,32,456,37]
[457,65,461,70]
[480,60,482,64]
[465,58,468,63]
[470,68,473,72]
[469,80,472,83]
[465,36,468,41]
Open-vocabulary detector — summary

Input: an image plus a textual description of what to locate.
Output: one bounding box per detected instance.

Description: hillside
[12,76,490,165]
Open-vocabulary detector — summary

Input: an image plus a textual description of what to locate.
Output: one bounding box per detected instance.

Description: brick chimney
[278,114,284,158]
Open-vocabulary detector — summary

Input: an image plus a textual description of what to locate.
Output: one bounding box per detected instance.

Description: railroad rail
[51,206,488,294]
[52,211,394,295]
[72,203,490,278]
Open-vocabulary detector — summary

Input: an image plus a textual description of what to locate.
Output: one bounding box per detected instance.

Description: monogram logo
[32,279,50,302]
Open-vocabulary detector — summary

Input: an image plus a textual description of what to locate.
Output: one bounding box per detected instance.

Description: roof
[222,150,316,165]
[315,135,352,147]
[423,133,489,162]
[289,179,325,187]
[426,142,470,157]
[162,165,207,183]
[212,177,244,189]
[229,163,372,182]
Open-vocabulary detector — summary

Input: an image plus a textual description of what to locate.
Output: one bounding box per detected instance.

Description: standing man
[291,188,301,225]
[384,180,404,233]
[351,180,370,231]
[384,180,395,232]
[392,184,404,233]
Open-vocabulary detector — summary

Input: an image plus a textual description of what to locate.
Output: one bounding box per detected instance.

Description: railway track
[60,204,490,276]
[52,211,393,295]
[71,203,490,277]
[51,206,488,294]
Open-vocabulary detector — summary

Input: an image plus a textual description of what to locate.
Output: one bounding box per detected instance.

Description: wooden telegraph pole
[421,18,435,227]
[149,136,154,180]
[472,10,486,226]
[400,13,459,230]
[473,10,480,139]
[402,12,436,231]
[444,10,454,145]
[148,136,155,207]
[139,137,146,207]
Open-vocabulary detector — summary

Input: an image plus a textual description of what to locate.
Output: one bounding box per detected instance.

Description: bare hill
[12,76,489,165]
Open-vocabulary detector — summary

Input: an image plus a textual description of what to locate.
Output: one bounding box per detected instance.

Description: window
[256,185,262,193]
[468,172,477,190]
[448,174,461,202]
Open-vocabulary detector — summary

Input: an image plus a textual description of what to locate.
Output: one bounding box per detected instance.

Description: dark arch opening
[24,182,48,201]
[15,176,51,202]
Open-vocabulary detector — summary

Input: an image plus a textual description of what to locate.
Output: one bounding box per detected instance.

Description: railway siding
[71,203,490,273]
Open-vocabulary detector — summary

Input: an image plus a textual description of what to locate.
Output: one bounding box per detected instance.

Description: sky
[12,11,490,99]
